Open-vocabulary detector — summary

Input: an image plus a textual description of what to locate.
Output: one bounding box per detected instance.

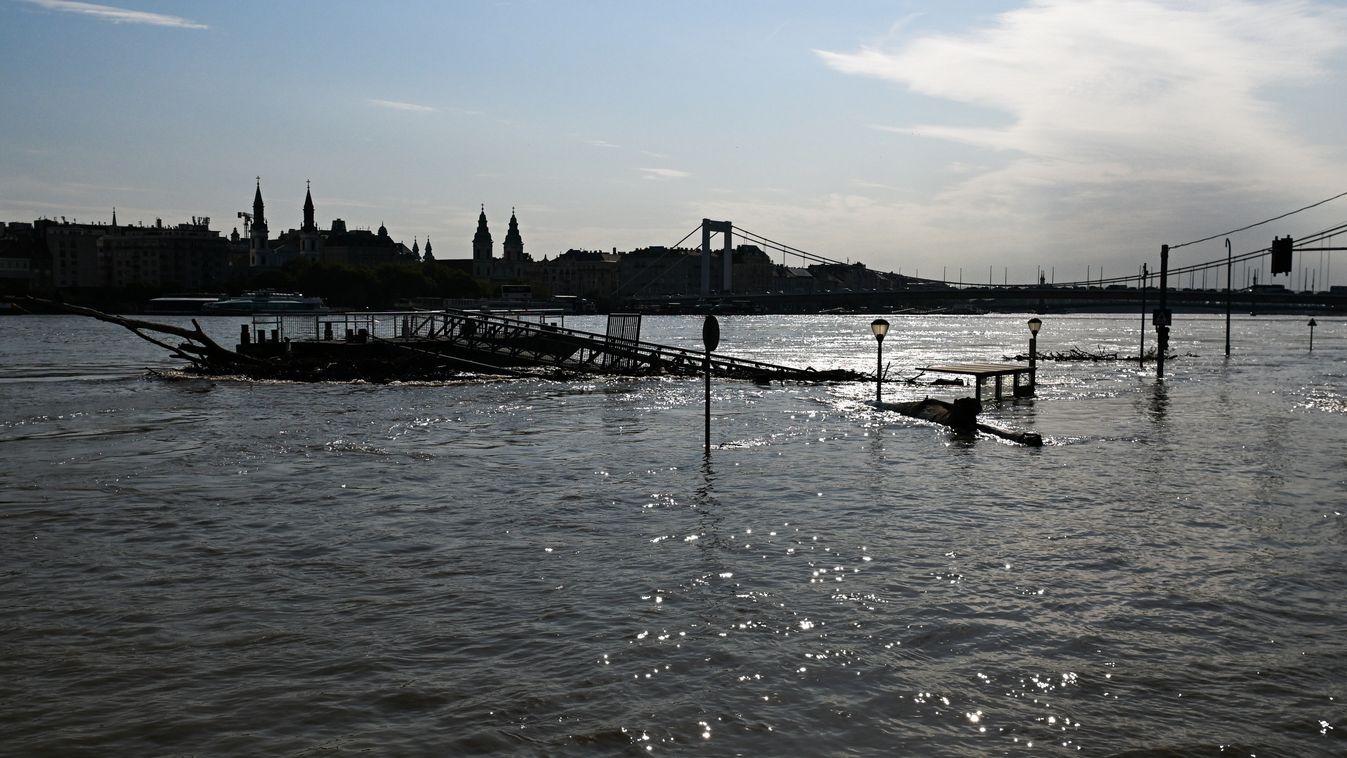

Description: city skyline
[4,0,1347,286]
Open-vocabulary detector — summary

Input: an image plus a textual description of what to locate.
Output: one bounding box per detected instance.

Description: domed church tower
[503,207,524,262]
[472,205,493,279]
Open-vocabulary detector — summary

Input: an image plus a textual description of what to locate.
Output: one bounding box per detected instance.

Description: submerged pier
[5,297,862,383]
[233,309,866,382]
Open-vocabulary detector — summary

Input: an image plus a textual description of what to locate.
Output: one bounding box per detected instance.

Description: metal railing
[247,307,855,380]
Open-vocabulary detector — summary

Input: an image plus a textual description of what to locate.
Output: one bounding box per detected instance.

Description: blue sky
[3,0,1346,286]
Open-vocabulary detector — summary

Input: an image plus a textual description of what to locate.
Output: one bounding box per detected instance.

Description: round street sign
[702,315,720,352]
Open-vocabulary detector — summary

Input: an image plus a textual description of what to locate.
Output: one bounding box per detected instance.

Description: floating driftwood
[901,371,965,386]
[1004,346,1187,363]
[867,363,966,387]
[5,296,864,384]
[876,396,1043,446]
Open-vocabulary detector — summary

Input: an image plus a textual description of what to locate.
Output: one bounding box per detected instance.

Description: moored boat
[145,295,226,315]
[201,291,329,315]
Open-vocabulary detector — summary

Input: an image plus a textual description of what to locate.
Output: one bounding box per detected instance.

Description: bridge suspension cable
[610,224,704,298]
[733,227,850,268]
[614,207,1345,302]
[1152,218,1347,284]
[1168,189,1347,250]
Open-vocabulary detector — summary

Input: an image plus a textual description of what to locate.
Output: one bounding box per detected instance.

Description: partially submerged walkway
[241,309,863,382]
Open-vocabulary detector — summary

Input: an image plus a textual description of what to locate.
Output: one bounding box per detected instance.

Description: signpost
[702,315,720,456]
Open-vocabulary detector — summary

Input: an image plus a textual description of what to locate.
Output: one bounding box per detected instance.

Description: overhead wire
[1168,190,1347,250]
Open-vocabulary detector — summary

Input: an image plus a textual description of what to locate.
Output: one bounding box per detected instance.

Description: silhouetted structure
[248,180,415,269]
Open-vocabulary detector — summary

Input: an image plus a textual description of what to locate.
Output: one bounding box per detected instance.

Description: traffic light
[1270,236,1293,275]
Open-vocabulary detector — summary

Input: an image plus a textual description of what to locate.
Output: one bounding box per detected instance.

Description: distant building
[730,244,775,293]
[41,217,108,289]
[246,180,415,269]
[0,255,31,282]
[540,249,620,299]
[778,266,816,293]
[0,222,40,291]
[805,261,897,292]
[617,246,701,296]
[15,213,230,292]
[322,221,413,267]
[99,218,229,290]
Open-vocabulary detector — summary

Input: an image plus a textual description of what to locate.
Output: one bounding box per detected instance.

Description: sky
[3,0,1347,287]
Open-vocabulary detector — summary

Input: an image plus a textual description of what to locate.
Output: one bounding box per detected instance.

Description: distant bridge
[621,215,1346,314]
[630,284,1347,315]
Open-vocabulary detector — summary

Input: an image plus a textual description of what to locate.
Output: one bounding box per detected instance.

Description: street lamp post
[871,319,889,404]
[1027,317,1042,394]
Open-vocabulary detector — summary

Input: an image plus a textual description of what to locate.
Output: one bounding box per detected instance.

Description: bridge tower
[701,219,733,296]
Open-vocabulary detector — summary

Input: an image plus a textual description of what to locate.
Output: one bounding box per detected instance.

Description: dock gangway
[247,309,861,382]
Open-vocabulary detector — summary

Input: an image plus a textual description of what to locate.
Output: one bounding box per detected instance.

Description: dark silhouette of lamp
[1027,317,1042,394]
[871,319,889,404]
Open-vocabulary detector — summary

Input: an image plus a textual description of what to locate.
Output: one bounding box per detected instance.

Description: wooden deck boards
[919,362,1032,401]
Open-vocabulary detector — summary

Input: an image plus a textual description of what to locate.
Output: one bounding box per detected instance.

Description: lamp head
[1027,317,1042,336]
[871,318,890,341]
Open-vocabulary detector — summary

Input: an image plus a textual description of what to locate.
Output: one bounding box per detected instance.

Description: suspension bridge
[612,193,1347,316]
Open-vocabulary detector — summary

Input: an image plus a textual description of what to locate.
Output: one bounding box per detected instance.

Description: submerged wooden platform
[919,362,1032,401]
[872,396,1043,446]
[233,309,864,382]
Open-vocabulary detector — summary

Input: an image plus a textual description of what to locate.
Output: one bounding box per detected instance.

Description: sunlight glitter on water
[3,314,1346,755]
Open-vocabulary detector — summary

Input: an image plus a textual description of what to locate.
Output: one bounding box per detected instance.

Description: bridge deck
[919,362,1032,401]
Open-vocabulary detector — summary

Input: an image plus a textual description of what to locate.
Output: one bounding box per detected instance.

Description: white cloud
[368,98,437,113]
[586,139,621,148]
[24,0,207,29]
[817,0,1347,260]
[640,167,690,180]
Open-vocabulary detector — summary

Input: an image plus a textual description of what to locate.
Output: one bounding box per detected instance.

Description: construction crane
[237,211,252,235]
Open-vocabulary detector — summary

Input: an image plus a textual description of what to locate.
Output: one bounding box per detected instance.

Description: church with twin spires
[238,181,732,303]
[242,180,421,269]
[471,204,529,281]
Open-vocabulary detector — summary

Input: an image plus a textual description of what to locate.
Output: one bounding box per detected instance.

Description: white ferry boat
[200,291,329,315]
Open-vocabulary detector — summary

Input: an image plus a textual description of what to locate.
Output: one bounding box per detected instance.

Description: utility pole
[1156,244,1170,379]
[1139,262,1147,367]
[1225,239,1232,357]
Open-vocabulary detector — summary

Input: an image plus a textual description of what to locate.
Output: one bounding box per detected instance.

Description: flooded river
[2,312,1344,756]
